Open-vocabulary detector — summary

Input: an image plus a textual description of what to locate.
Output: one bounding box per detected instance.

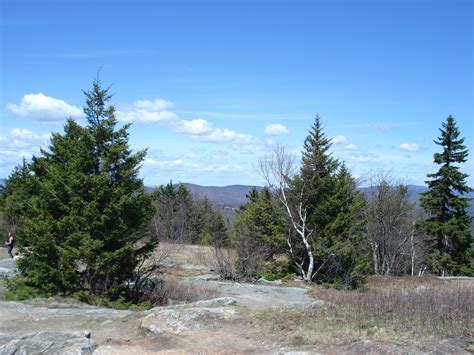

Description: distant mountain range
[2,178,472,216]
[163,183,474,217]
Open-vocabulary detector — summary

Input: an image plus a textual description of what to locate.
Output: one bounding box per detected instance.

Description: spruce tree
[294,115,368,286]
[234,187,286,260]
[4,79,156,300]
[419,115,473,275]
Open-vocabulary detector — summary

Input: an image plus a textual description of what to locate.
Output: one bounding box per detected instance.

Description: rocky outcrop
[0,258,16,279]
[141,297,238,335]
[0,331,96,355]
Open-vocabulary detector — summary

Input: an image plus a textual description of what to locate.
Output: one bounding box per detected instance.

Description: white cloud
[0,128,51,175]
[118,98,178,123]
[343,143,358,151]
[174,119,214,135]
[200,164,244,173]
[7,93,83,122]
[264,123,289,135]
[348,153,381,163]
[118,97,259,146]
[191,128,256,144]
[132,98,174,112]
[4,128,51,149]
[144,158,158,166]
[332,135,349,145]
[10,128,49,141]
[156,159,184,168]
[400,143,420,152]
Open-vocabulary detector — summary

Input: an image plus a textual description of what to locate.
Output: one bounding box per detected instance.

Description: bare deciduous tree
[259,144,317,282]
[364,174,424,275]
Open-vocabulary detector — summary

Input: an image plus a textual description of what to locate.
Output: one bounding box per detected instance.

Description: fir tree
[419,115,473,275]
[4,79,156,300]
[294,115,368,286]
[234,187,287,260]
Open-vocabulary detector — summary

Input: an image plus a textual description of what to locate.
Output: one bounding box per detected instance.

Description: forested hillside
[143,182,474,217]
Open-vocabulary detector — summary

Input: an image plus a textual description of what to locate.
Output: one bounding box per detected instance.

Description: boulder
[141,297,238,334]
[258,277,283,285]
[0,258,16,279]
[0,331,96,355]
[141,306,237,334]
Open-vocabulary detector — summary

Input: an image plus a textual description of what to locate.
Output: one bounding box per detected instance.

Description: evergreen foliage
[151,181,194,242]
[293,115,369,287]
[151,182,228,245]
[233,187,287,261]
[419,115,473,275]
[3,79,156,300]
[215,187,287,280]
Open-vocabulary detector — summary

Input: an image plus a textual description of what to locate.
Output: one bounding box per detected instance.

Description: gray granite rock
[0,331,96,355]
[141,306,237,334]
[0,258,16,279]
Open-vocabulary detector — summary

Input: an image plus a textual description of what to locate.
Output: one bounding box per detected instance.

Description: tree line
[0,80,471,305]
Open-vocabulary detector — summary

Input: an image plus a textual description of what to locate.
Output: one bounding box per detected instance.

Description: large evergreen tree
[293,115,368,286]
[419,115,473,275]
[4,79,156,300]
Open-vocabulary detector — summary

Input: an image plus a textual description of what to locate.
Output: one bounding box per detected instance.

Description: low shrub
[5,278,48,301]
[259,260,293,281]
[148,277,218,306]
[255,279,473,346]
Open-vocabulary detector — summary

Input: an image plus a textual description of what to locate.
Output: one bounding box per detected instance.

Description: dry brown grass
[152,242,218,266]
[254,276,473,347]
[149,277,219,306]
[0,247,13,259]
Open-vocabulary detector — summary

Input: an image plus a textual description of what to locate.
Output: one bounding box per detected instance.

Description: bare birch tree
[259,144,316,282]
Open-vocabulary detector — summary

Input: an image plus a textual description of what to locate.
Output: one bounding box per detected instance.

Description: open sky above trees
[1,0,472,186]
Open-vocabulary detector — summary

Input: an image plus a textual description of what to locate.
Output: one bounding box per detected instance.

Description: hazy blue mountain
[183,183,262,207]
[145,183,263,223]
[147,183,474,217]
[2,178,473,216]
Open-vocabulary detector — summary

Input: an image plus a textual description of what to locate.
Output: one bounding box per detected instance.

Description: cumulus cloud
[118,98,178,123]
[199,164,244,173]
[5,128,50,149]
[332,135,348,145]
[132,98,174,112]
[118,97,259,146]
[347,153,381,163]
[190,128,256,145]
[7,93,83,122]
[144,158,158,166]
[174,119,214,135]
[400,143,420,152]
[10,128,47,140]
[264,123,289,135]
[156,159,184,168]
[0,128,51,175]
[343,143,358,151]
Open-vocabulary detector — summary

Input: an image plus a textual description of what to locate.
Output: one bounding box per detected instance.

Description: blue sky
[1,0,473,187]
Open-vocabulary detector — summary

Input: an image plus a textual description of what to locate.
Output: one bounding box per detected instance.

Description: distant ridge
[146,183,262,208]
[2,177,473,216]
[146,183,474,217]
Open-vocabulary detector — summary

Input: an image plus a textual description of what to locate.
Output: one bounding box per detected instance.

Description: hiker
[4,231,14,258]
